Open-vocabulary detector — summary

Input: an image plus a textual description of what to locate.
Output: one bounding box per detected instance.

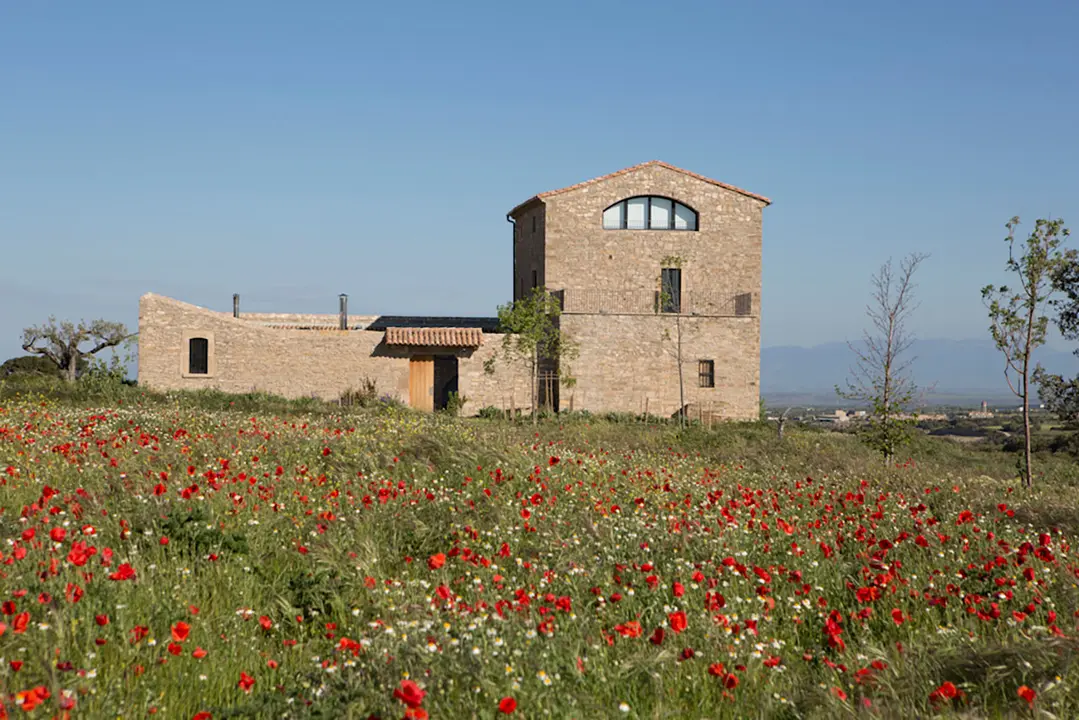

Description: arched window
[188,337,209,375]
[602,196,698,231]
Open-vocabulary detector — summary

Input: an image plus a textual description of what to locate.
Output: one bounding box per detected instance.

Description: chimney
[339,294,348,330]
[233,293,240,318]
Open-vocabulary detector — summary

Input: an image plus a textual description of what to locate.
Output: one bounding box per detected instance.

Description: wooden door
[409,356,434,412]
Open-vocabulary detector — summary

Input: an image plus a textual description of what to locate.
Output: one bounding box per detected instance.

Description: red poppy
[171,621,191,642]
[1017,685,1035,707]
[12,612,29,634]
[929,681,964,704]
[394,679,426,708]
[193,713,212,720]
[109,563,136,581]
[668,611,687,633]
[498,696,517,714]
[259,615,273,631]
[192,647,208,659]
[238,671,255,693]
[427,553,446,570]
[891,609,905,625]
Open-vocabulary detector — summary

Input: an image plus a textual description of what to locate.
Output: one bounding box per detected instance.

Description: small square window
[698,360,715,388]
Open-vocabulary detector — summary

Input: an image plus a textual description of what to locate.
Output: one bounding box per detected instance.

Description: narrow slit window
[698,360,715,388]
[660,267,681,313]
[188,337,209,375]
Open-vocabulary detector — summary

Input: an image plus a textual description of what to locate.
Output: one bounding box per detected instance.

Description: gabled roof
[508,160,770,216]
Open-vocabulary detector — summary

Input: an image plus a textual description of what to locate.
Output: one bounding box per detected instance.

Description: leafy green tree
[489,288,578,424]
[982,217,1075,487]
[1034,227,1079,424]
[21,317,132,384]
[838,253,928,464]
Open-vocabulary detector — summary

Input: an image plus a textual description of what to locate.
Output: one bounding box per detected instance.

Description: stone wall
[138,294,532,412]
[509,163,766,420]
[542,163,764,299]
[561,313,760,419]
[512,203,546,301]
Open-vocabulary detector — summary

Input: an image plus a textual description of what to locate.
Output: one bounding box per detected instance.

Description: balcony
[552,289,757,317]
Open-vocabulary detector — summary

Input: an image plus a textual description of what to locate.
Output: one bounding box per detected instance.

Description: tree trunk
[1022,304,1036,488]
[531,350,538,426]
[676,316,685,429]
[64,355,78,384]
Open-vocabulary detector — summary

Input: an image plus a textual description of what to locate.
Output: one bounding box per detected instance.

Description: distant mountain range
[761,338,1079,408]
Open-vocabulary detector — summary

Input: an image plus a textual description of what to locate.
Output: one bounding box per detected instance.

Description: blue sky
[2,0,1078,365]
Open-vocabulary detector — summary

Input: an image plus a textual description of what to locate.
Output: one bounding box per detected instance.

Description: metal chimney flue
[339,294,348,330]
[233,293,240,318]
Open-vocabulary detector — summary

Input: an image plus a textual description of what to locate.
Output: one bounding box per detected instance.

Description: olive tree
[21,317,132,383]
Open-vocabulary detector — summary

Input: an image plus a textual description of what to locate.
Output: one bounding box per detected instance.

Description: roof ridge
[509,161,769,216]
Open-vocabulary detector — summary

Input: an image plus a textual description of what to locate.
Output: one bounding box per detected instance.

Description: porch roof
[384,327,484,347]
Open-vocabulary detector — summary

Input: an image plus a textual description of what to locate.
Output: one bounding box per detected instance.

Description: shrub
[443,391,468,417]
[339,377,380,408]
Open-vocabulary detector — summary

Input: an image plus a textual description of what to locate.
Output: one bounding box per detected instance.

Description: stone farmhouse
[138,161,769,418]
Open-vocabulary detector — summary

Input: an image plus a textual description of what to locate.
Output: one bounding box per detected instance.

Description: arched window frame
[602,196,698,231]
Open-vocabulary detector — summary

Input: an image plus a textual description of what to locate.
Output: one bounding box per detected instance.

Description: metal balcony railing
[552,289,757,317]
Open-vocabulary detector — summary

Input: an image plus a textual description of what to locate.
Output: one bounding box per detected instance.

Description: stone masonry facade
[510,161,768,419]
[138,294,532,410]
[139,161,768,418]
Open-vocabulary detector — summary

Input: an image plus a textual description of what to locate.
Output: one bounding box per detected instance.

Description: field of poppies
[1,392,1079,719]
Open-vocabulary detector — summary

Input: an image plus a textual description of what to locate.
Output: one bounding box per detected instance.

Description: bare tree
[658,256,687,428]
[838,253,929,463]
[22,317,131,383]
[776,406,799,441]
[983,217,1074,487]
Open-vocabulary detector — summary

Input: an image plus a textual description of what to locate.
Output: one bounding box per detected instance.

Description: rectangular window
[188,337,209,375]
[532,270,538,289]
[602,203,623,229]
[674,203,697,230]
[650,197,672,229]
[660,268,681,313]
[626,198,648,229]
[532,216,537,233]
[698,360,715,388]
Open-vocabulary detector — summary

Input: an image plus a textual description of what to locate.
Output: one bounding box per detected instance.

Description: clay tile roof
[508,160,770,216]
[384,327,484,347]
